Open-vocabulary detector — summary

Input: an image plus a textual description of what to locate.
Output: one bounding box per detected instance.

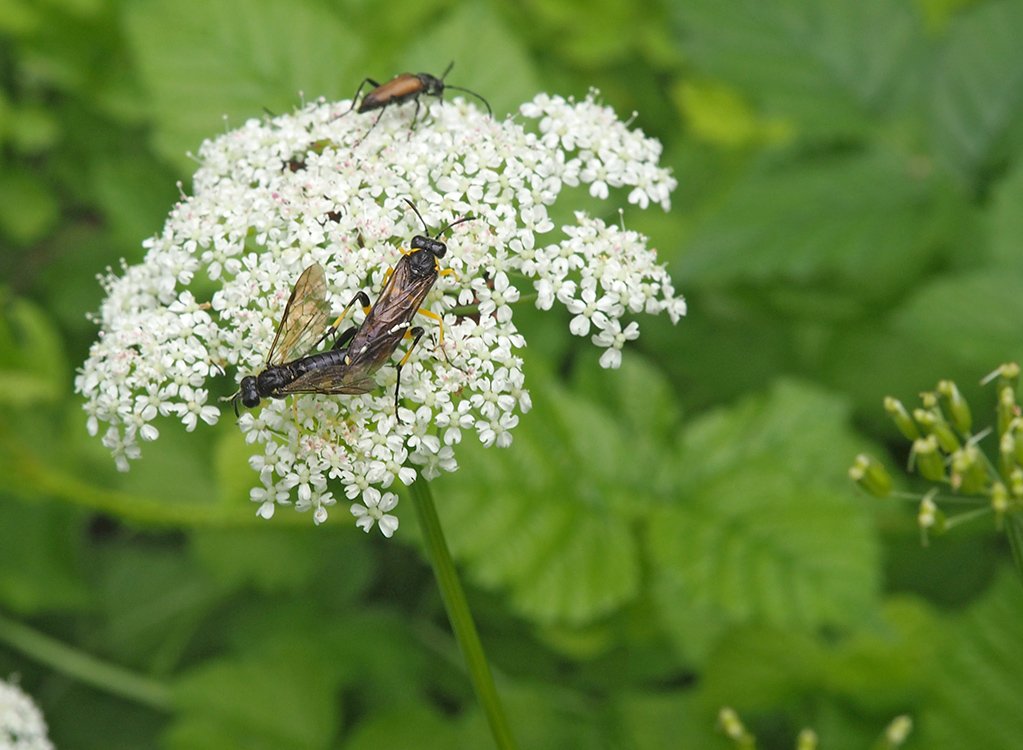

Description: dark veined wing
[266,263,332,366]
[344,261,435,362]
[276,359,378,396]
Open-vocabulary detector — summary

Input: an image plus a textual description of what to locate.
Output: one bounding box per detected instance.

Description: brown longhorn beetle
[340,62,491,139]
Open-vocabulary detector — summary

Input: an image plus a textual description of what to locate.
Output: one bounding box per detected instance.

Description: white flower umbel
[0,678,54,750]
[76,90,685,528]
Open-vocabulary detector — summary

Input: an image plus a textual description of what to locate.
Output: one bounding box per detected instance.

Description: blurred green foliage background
[3,0,1023,747]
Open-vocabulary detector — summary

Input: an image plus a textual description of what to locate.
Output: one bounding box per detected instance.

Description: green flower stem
[0,612,173,711]
[409,477,517,750]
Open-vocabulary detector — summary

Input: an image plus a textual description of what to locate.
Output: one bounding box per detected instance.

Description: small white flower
[350,488,400,537]
[0,678,54,750]
[76,89,684,531]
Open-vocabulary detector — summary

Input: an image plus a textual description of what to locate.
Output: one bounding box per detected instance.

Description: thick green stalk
[409,477,517,750]
[0,613,173,711]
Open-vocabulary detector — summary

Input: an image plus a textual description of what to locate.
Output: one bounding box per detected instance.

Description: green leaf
[673,0,922,139]
[930,0,1023,180]
[345,706,462,750]
[919,569,1023,748]
[168,642,339,750]
[398,2,540,119]
[436,364,662,626]
[95,545,223,672]
[676,151,945,307]
[7,103,60,154]
[613,691,726,749]
[0,168,59,245]
[0,502,89,613]
[891,270,1023,368]
[701,625,829,711]
[89,147,180,249]
[649,381,880,663]
[124,0,363,169]
[985,160,1023,270]
[0,297,67,406]
[190,527,330,593]
[0,0,42,35]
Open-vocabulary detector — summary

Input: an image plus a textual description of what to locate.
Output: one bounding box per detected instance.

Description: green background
[3,0,1023,747]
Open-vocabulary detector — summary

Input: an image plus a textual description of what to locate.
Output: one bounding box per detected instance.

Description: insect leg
[356,105,389,145]
[336,78,380,119]
[408,97,422,137]
[330,324,358,351]
[394,325,426,420]
[314,291,372,349]
[415,307,463,372]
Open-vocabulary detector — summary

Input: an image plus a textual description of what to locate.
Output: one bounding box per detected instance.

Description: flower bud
[884,397,919,440]
[717,707,753,746]
[796,728,818,750]
[992,482,1009,526]
[1001,432,1017,479]
[950,445,987,495]
[884,715,913,746]
[918,494,945,535]
[1011,468,1023,498]
[937,379,971,435]
[912,435,945,482]
[998,385,1018,437]
[849,454,892,497]
[914,409,960,453]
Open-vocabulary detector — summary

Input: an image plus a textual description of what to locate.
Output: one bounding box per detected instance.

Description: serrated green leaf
[168,644,339,750]
[919,569,1023,748]
[573,354,680,450]
[676,380,863,491]
[826,596,939,711]
[437,367,653,625]
[930,0,1023,180]
[650,381,880,663]
[891,270,1023,368]
[95,545,223,672]
[124,0,363,168]
[398,2,540,119]
[673,0,921,139]
[676,151,944,307]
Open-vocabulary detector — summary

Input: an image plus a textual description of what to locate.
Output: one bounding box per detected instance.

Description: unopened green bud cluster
[851,363,1023,535]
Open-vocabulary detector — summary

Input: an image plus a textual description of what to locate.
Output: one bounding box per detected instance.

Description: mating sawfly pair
[231,200,471,418]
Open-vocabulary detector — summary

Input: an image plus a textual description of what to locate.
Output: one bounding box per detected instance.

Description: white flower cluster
[0,679,53,750]
[76,89,684,531]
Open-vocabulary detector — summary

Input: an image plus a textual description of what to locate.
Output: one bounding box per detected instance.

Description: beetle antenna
[436,215,475,240]
[402,198,430,234]
[440,61,455,81]
[443,86,492,117]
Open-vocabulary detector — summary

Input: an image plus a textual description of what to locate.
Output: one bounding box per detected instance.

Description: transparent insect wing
[265,263,332,366]
[276,362,378,397]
